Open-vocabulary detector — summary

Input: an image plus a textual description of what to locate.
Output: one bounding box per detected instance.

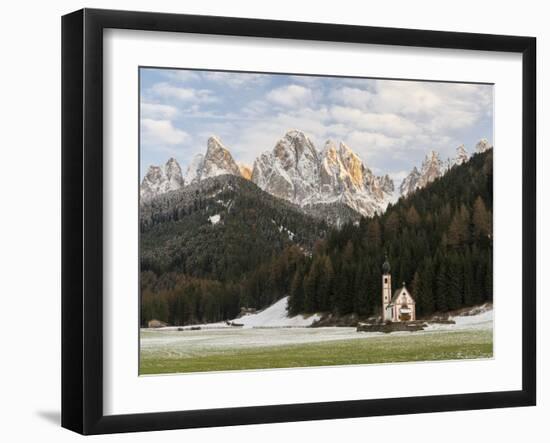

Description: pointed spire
[382,254,391,274]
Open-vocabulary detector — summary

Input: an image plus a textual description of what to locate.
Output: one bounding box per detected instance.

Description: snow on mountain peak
[141,130,491,218]
[399,139,489,198]
[252,131,394,217]
[399,166,421,198]
[252,129,320,204]
[476,138,492,153]
[454,144,469,166]
[141,136,245,201]
[184,153,204,184]
[420,150,444,182]
[140,158,185,202]
[202,136,241,179]
[399,150,444,199]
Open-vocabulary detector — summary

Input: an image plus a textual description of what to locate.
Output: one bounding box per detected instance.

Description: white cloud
[330,87,375,109]
[242,100,269,117]
[388,170,411,183]
[141,119,189,145]
[161,70,201,83]
[150,82,218,104]
[203,72,268,88]
[266,84,314,108]
[329,106,419,136]
[287,75,323,87]
[141,102,178,119]
[140,68,493,178]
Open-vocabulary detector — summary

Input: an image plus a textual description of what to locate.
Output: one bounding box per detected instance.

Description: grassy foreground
[140,329,493,375]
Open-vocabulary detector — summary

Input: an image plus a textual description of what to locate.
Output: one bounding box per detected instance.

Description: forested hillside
[140,175,328,325]
[140,150,493,326]
[287,149,493,317]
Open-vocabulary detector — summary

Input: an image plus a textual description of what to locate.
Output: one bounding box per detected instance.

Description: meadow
[140,327,493,375]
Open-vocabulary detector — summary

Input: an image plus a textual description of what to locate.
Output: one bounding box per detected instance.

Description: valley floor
[140,311,493,374]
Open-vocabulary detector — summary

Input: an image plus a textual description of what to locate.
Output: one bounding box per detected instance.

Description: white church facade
[381,257,416,322]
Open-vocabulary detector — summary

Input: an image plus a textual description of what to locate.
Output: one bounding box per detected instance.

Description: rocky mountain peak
[399,138,489,198]
[238,163,253,180]
[182,136,243,186]
[399,166,421,197]
[456,144,468,160]
[379,174,395,194]
[419,150,444,187]
[273,130,319,171]
[202,136,241,178]
[165,157,184,180]
[141,136,245,201]
[184,153,204,184]
[476,138,492,153]
[141,130,489,220]
[252,130,321,204]
[452,144,469,168]
[338,142,365,189]
[140,158,185,202]
[251,132,394,218]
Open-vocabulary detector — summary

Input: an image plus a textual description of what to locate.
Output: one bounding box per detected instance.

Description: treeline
[140,245,306,326]
[141,271,241,326]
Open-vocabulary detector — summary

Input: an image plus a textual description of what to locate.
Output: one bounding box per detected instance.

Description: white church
[381,256,416,322]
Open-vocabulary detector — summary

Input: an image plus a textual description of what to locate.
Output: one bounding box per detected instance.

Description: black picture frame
[62,8,536,435]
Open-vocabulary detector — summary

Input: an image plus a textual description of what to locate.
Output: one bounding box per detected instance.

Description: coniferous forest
[140,149,493,326]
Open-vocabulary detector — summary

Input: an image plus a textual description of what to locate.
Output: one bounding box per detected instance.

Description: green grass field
[140,329,493,375]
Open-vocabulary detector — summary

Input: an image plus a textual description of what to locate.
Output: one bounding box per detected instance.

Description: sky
[140,68,493,183]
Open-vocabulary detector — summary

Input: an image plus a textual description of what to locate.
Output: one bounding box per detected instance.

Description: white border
[103,29,523,416]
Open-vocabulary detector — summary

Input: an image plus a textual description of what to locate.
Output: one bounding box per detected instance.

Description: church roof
[391,285,413,303]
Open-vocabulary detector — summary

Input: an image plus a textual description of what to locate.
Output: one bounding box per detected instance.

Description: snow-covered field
[141,327,366,359]
[141,298,493,360]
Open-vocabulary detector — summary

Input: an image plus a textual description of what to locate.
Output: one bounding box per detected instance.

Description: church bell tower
[381,256,392,321]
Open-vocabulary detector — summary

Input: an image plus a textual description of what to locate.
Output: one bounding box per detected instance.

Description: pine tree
[366,218,382,249]
[317,255,333,311]
[289,265,305,315]
[473,196,492,240]
[422,259,436,314]
[447,254,463,310]
[436,259,448,312]
[303,265,317,313]
[411,271,422,314]
[406,205,421,226]
[462,250,475,306]
[384,211,400,239]
[447,206,470,248]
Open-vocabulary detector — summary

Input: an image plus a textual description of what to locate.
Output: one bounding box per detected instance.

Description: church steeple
[381,255,392,321]
[382,254,391,274]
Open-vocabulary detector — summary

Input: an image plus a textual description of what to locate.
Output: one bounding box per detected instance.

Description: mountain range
[140,130,492,221]
[399,139,492,197]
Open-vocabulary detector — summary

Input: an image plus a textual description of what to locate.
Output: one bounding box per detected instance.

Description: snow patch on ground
[155,300,493,333]
[236,296,319,328]
[424,307,493,332]
[208,214,221,225]
[157,296,320,331]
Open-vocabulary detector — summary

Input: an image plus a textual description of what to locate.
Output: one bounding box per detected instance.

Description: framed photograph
[62,8,536,435]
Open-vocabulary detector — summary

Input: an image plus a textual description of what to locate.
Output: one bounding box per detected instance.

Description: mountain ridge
[140,130,492,220]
